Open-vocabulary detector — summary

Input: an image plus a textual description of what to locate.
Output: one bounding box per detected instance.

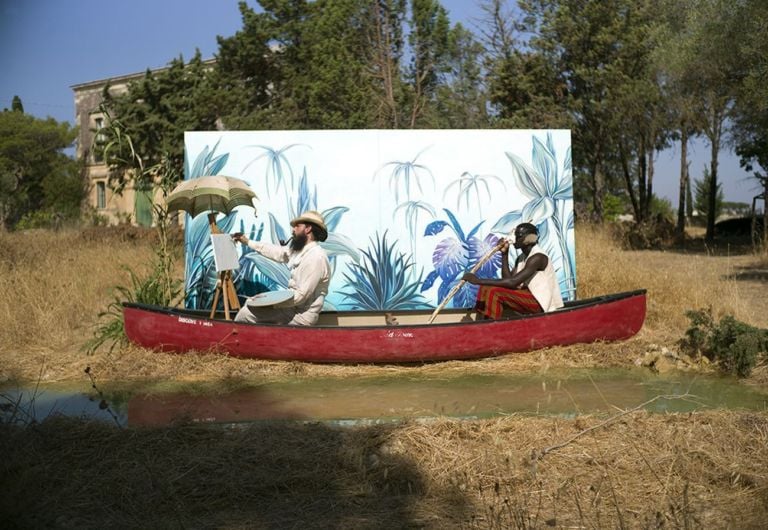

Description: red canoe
[122,290,646,363]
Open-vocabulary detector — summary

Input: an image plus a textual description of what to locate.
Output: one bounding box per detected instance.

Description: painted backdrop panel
[183,130,574,311]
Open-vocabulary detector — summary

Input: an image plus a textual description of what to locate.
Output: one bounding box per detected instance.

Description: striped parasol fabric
[166,175,257,218]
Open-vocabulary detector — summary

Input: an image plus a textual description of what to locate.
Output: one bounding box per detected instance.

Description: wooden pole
[427,240,505,324]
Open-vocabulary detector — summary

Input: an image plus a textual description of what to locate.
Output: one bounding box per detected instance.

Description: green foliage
[87,118,182,353]
[681,308,768,377]
[601,193,629,222]
[15,210,60,230]
[98,52,217,193]
[0,109,80,229]
[11,95,23,113]
[693,167,723,219]
[86,266,182,354]
[650,196,674,221]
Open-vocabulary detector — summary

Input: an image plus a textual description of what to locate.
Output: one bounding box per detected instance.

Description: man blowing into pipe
[462,222,563,319]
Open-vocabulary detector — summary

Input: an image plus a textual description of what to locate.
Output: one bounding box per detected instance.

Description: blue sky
[0,0,760,204]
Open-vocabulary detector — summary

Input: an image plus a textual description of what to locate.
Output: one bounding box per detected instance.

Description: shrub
[680,308,768,377]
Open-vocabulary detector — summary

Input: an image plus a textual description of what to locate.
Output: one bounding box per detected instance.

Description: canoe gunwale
[122,289,647,330]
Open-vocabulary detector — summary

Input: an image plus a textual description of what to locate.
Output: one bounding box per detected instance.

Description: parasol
[166,175,257,218]
[165,175,257,320]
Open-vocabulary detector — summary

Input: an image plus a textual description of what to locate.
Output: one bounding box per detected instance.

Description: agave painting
[491,133,575,299]
[422,209,502,308]
[340,231,431,311]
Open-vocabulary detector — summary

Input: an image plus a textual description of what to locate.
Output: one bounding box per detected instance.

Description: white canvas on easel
[210,234,240,272]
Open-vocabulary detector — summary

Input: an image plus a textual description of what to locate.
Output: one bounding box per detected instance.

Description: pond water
[2,368,766,427]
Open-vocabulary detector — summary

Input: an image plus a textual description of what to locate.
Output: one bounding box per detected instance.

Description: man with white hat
[233,210,331,325]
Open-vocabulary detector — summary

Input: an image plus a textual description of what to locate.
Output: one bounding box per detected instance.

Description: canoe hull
[123,290,646,363]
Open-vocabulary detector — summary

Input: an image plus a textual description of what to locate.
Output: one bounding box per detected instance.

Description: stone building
[72,70,154,226]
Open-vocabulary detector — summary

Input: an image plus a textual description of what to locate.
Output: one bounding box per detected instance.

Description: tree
[432,23,489,128]
[693,167,723,221]
[515,0,674,222]
[0,109,80,229]
[11,96,23,113]
[729,0,768,248]
[670,0,741,242]
[214,0,378,129]
[98,51,219,194]
[366,0,408,127]
[405,0,451,127]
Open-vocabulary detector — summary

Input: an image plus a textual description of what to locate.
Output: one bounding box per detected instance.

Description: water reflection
[1,386,127,426]
[2,369,766,427]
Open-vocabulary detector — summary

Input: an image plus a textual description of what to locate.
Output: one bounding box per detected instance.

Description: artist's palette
[245,290,294,307]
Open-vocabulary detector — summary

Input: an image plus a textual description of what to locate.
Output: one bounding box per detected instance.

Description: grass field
[1,224,767,528]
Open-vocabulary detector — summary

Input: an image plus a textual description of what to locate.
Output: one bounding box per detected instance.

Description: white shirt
[515,244,564,312]
[246,240,331,325]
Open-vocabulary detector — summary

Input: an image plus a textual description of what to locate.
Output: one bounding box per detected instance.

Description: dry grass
[575,224,755,340]
[1,224,766,384]
[2,226,768,528]
[1,410,766,528]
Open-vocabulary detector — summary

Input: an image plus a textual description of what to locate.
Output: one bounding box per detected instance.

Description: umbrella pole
[207,213,241,320]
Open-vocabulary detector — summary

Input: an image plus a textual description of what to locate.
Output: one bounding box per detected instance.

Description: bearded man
[233,210,331,325]
[462,222,564,319]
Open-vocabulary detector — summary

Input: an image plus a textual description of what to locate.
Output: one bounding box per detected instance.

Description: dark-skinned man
[462,222,563,319]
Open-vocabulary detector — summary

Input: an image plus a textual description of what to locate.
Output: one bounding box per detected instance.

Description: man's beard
[290,232,308,252]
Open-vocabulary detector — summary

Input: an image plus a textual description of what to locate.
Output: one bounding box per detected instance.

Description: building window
[93,117,105,163]
[96,181,106,209]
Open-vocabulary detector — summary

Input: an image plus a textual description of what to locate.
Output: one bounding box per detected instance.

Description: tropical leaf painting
[184,137,229,179]
[491,132,575,300]
[422,209,503,309]
[393,200,436,258]
[182,140,240,309]
[184,213,242,309]
[184,130,574,311]
[241,143,307,214]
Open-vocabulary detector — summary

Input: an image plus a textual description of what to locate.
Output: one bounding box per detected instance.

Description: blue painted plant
[340,231,431,310]
[443,171,506,218]
[422,209,502,308]
[393,200,436,258]
[241,143,306,214]
[182,140,234,309]
[184,213,242,309]
[491,133,575,299]
[375,147,435,203]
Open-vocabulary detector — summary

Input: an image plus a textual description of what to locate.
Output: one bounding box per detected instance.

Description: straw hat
[290,210,328,241]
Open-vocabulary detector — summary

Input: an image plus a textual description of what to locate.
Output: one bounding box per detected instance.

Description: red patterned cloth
[474,285,543,319]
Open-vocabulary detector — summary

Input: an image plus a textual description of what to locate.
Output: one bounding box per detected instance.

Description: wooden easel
[208,213,241,320]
